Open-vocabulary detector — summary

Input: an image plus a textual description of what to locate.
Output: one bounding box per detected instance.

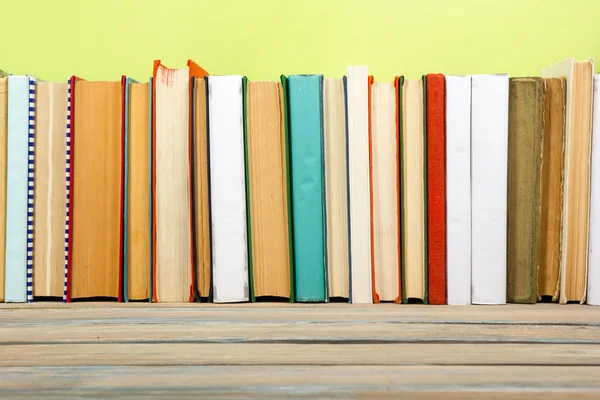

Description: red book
[426,74,446,305]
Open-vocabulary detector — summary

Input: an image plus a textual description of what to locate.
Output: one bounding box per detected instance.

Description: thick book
[400,77,427,303]
[68,77,123,301]
[152,61,207,302]
[346,66,372,304]
[192,77,211,300]
[0,76,6,301]
[445,75,472,305]
[123,77,152,301]
[33,82,68,298]
[538,77,566,302]
[425,74,446,305]
[588,74,600,306]
[369,77,400,303]
[323,78,349,300]
[207,75,249,303]
[287,74,327,302]
[471,74,509,305]
[543,58,594,304]
[244,78,293,301]
[507,77,544,304]
[5,76,34,303]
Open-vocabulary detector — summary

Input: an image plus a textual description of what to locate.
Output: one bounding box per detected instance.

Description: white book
[588,74,600,306]
[445,76,472,306]
[207,75,249,303]
[346,66,372,304]
[470,74,509,305]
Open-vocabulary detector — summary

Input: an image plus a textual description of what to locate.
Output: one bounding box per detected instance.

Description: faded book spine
[537,78,566,301]
[507,77,544,304]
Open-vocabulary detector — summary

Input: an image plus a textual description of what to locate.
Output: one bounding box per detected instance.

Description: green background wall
[2,0,598,82]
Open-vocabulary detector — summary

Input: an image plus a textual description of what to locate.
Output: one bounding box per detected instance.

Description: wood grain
[0,304,599,398]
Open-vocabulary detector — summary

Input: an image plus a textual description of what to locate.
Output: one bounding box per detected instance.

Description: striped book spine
[63,78,72,302]
[27,77,36,303]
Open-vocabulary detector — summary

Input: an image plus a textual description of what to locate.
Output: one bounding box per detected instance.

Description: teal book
[287,74,327,302]
[5,76,31,302]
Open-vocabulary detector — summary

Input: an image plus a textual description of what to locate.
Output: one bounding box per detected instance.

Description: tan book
[0,77,6,301]
[543,58,594,304]
[370,79,400,302]
[127,82,151,300]
[507,78,544,304]
[33,82,68,298]
[245,79,292,299]
[401,78,426,302]
[323,78,349,299]
[193,78,211,299]
[71,80,122,299]
[538,78,566,301]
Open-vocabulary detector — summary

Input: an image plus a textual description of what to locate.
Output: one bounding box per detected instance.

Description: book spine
[27,77,36,303]
[63,78,73,302]
[425,74,446,305]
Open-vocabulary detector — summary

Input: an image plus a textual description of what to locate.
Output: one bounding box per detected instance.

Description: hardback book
[369,76,400,303]
[346,66,372,304]
[588,74,600,306]
[425,74,446,305]
[445,75,472,305]
[123,77,152,301]
[207,75,249,303]
[286,74,327,302]
[543,58,594,304]
[192,77,211,300]
[471,74,509,305]
[0,75,7,301]
[33,81,68,298]
[323,77,349,300]
[538,77,566,302]
[5,75,35,302]
[244,78,293,301]
[152,60,207,302]
[507,77,544,304]
[400,76,427,303]
[68,77,123,301]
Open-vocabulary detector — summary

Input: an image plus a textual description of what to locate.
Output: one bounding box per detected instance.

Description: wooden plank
[1,343,600,367]
[1,322,599,344]
[1,303,600,325]
[0,366,599,399]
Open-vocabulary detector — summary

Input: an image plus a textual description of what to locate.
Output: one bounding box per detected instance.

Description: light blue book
[5,76,32,302]
[286,74,328,302]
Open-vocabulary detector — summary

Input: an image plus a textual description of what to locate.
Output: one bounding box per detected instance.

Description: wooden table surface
[0,302,599,398]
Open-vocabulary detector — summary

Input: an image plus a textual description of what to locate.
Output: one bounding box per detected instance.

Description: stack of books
[0,57,598,305]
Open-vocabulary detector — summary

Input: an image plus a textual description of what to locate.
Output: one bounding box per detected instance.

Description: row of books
[0,57,598,305]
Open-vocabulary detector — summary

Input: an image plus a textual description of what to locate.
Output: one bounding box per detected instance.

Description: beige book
[542,58,594,303]
[0,77,6,301]
[71,81,122,299]
[128,82,151,300]
[538,77,566,301]
[155,66,192,302]
[246,80,291,299]
[371,81,400,302]
[193,79,211,298]
[323,78,349,299]
[33,82,68,298]
[401,79,426,302]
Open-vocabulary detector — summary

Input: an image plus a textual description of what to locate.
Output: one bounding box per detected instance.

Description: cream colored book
[370,79,400,302]
[154,64,193,303]
[33,82,68,298]
[0,77,6,301]
[401,78,426,302]
[323,78,349,299]
[543,58,594,304]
